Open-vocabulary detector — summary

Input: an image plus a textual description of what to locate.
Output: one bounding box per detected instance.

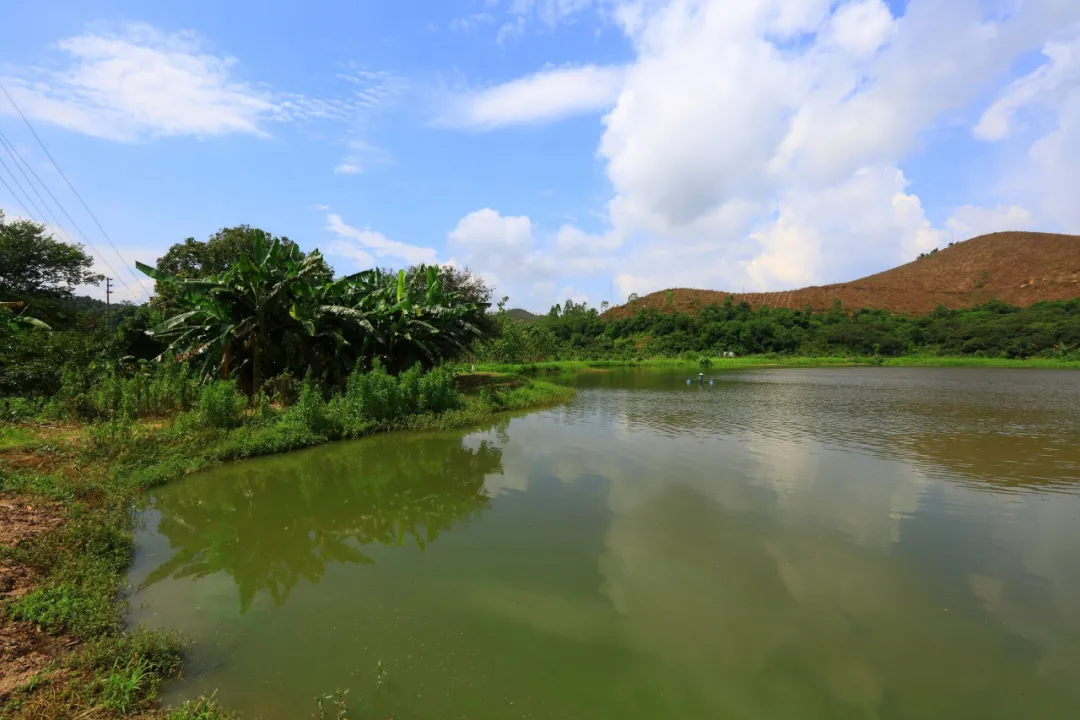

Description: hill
[603,231,1080,319]
[506,308,542,323]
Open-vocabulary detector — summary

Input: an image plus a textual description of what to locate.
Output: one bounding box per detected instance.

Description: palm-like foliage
[138,235,489,392]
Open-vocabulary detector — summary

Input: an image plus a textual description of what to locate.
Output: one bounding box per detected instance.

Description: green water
[129,367,1080,719]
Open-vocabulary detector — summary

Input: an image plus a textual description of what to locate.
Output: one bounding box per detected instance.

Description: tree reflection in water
[140,431,502,611]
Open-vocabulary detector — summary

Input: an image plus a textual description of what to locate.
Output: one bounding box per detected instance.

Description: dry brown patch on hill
[603,231,1080,319]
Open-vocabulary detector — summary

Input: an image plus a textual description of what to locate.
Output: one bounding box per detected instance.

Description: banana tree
[140,235,491,390]
[138,230,329,395]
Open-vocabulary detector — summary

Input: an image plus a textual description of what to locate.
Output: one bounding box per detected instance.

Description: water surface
[129,367,1080,718]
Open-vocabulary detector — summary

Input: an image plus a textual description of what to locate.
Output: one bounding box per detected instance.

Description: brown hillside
[603,231,1080,319]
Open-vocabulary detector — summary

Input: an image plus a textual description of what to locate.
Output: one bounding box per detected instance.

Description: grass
[0,370,573,719]
[0,424,35,450]
[468,354,1080,375]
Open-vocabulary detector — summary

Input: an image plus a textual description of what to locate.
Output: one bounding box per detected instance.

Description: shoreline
[468,355,1080,374]
[0,375,573,719]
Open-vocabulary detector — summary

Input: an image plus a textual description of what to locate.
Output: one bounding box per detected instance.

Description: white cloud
[496,17,529,43]
[447,209,572,306]
[325,213,438,267]
[449,13,496,32]
[974,36,1080,141]
[448,208,534,258]
[442,64,625,129]
[974,30,1080,229]
[0,23,397,144]
[946,204,1034,241]
[1029,94,1080,228]
[746,166,941,290]
[497,0,599,38]
[554,224,622,255]
[333,162,362,175]
[602,0,1078,237]
[828,0,897,57]
[518,0,1079,300]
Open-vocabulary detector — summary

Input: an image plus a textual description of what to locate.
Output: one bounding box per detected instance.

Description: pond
[128,367,1080,719]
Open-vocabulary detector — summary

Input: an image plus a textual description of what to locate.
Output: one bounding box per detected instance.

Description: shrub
[196,380,246,429]
[0,396,41,421]
[341,362,461,425]
[416,365,459,414]
[286,373,335,435]
[346,359,398,423]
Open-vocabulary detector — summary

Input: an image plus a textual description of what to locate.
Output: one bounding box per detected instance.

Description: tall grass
[48,361,201,422]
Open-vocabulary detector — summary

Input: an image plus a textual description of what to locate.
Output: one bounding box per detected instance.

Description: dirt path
[0,497,71,697]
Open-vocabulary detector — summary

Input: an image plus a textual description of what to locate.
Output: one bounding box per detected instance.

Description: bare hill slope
[603,231,1080,319]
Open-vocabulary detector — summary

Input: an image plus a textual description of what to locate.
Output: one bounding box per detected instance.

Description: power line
[0,80,146,300]
[0,169,35,220]
[0,130,141,303]
[0,129,141,303]
[0,133,50,221]
[0,152,46,221]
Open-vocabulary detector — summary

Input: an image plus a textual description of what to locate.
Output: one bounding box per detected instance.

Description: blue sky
[0,0,1078,310]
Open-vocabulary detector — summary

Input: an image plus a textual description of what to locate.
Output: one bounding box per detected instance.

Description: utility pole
[105,277,112,333]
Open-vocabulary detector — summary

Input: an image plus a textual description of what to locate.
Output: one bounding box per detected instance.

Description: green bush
[340,361,460,425]
[0,396,41,421]
[346,359,398,422]
[286,373,335,435]
[415,365,459,414]
[196,380,246,429]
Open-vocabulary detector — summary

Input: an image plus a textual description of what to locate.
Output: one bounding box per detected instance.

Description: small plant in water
[313,688,351,720]
[375,659,388,691]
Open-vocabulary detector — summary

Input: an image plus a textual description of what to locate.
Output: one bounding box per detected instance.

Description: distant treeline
[477,297,1080,362]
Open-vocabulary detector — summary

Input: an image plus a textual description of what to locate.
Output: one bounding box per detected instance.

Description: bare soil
[0,496,70,698]
[603,231,1080,319]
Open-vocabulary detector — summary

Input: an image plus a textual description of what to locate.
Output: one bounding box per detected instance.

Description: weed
[97,655,152,713]
[168,696,237,720]
[8,582,113,638]
[313,689,351,720]
[197,379,246,429]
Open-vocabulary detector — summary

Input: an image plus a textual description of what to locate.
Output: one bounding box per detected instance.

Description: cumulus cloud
[441,64,625,129]
[476,0,1078,300]
[325,213,438,267]
[974,36,1080,141]
[827,0,897,57]
[746,167,941,290]
[946,205,1034,241]
[974,30,1080,229]
[0,23,398,144]
[443,209,612,307]
[446,209,546,300]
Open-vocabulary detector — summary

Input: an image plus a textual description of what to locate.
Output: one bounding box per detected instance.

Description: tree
[140,230,329,395]
[153,225,331,310]
[0,211,100,299]
[139,234,491,393]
